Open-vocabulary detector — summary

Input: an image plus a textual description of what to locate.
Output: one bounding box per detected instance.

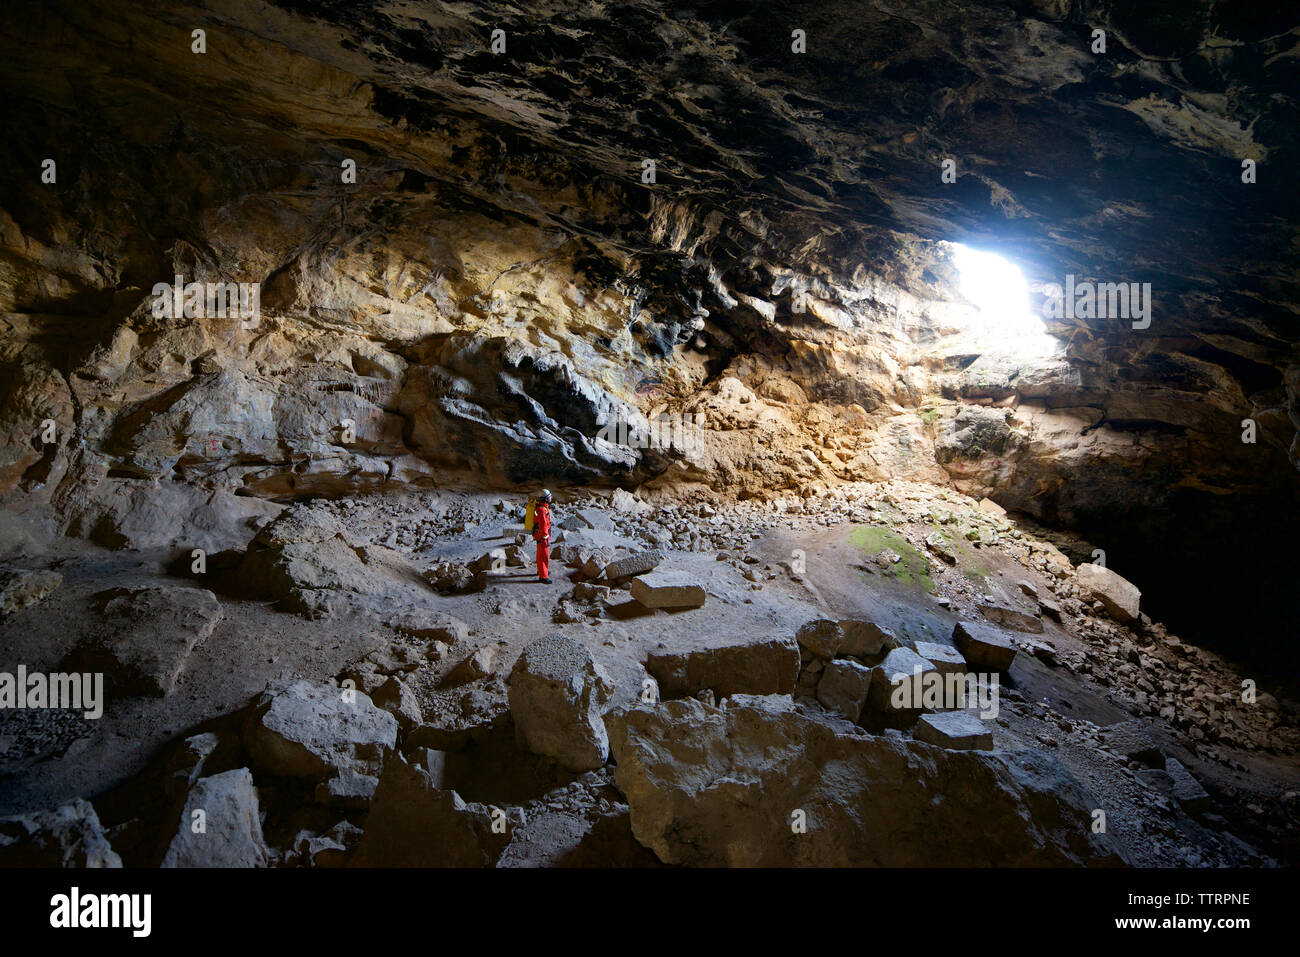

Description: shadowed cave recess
[0,0,1297,873]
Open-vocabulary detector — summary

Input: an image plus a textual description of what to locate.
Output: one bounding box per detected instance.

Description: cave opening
[950,242,1060,361]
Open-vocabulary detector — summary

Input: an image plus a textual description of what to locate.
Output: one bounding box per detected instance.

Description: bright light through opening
[951,244,1058,359]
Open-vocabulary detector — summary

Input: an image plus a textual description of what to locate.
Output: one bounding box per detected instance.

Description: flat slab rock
[914,710,995,751]
[66,585,222,696]
[913,640,967,676]
[605,695,1127,867]
[603,550,663,581]
[976,600,1043,634]
[646,636,799,699]
[630,571,706,609]
[952,620,1019,673]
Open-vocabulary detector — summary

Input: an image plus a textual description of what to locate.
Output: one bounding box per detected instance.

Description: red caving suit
[533,502,551,581]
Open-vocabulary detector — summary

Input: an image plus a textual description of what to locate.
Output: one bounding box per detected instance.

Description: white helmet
[539,489,552,502]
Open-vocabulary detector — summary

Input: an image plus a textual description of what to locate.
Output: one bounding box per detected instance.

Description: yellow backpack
[524,496,537,532]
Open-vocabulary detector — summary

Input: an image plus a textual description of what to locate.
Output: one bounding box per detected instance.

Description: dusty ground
[1,481,1297,866]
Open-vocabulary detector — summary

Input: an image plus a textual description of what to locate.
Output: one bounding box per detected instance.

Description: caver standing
[533,489,553,583]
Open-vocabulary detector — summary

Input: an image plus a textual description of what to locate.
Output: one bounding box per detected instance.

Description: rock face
[606,696,1127,866]
[646,637,800,700]
[242,680,397,806]
[65,585,222,696]
[160,768,269,868]
[508,633,615,772]
[1076,563,1142,623]
[0,798,122,867]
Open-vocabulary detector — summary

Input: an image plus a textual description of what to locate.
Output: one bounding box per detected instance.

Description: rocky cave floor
[1,480,1297,867]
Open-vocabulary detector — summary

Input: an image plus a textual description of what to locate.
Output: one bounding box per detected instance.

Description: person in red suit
[533,489,553,583]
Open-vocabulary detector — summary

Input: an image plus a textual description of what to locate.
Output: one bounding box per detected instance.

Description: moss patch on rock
[849,525,936,593]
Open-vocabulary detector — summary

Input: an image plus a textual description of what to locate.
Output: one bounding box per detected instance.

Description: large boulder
[952,620,1019,673]
[370,676,423,731]
[349,752,513,866]
[238,506,420,614]
[606,695,1128,867]
[867,646,938,716]
[422,560,487,595]
[646,636,799,700]
[508,633,614,771]
[838,618,898,659]
[0,798,122,867]
[160,768,269,868]
[1098,720,1164,767]
[629,571,705,609]
[242,679,397,806]
[65,585,222,696]
[603,550,663,581]
[914,711,995,751]
[796,619,844,659]
[70,483,282,553]
[816,659,874,722]
[1076,562,1141,623]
